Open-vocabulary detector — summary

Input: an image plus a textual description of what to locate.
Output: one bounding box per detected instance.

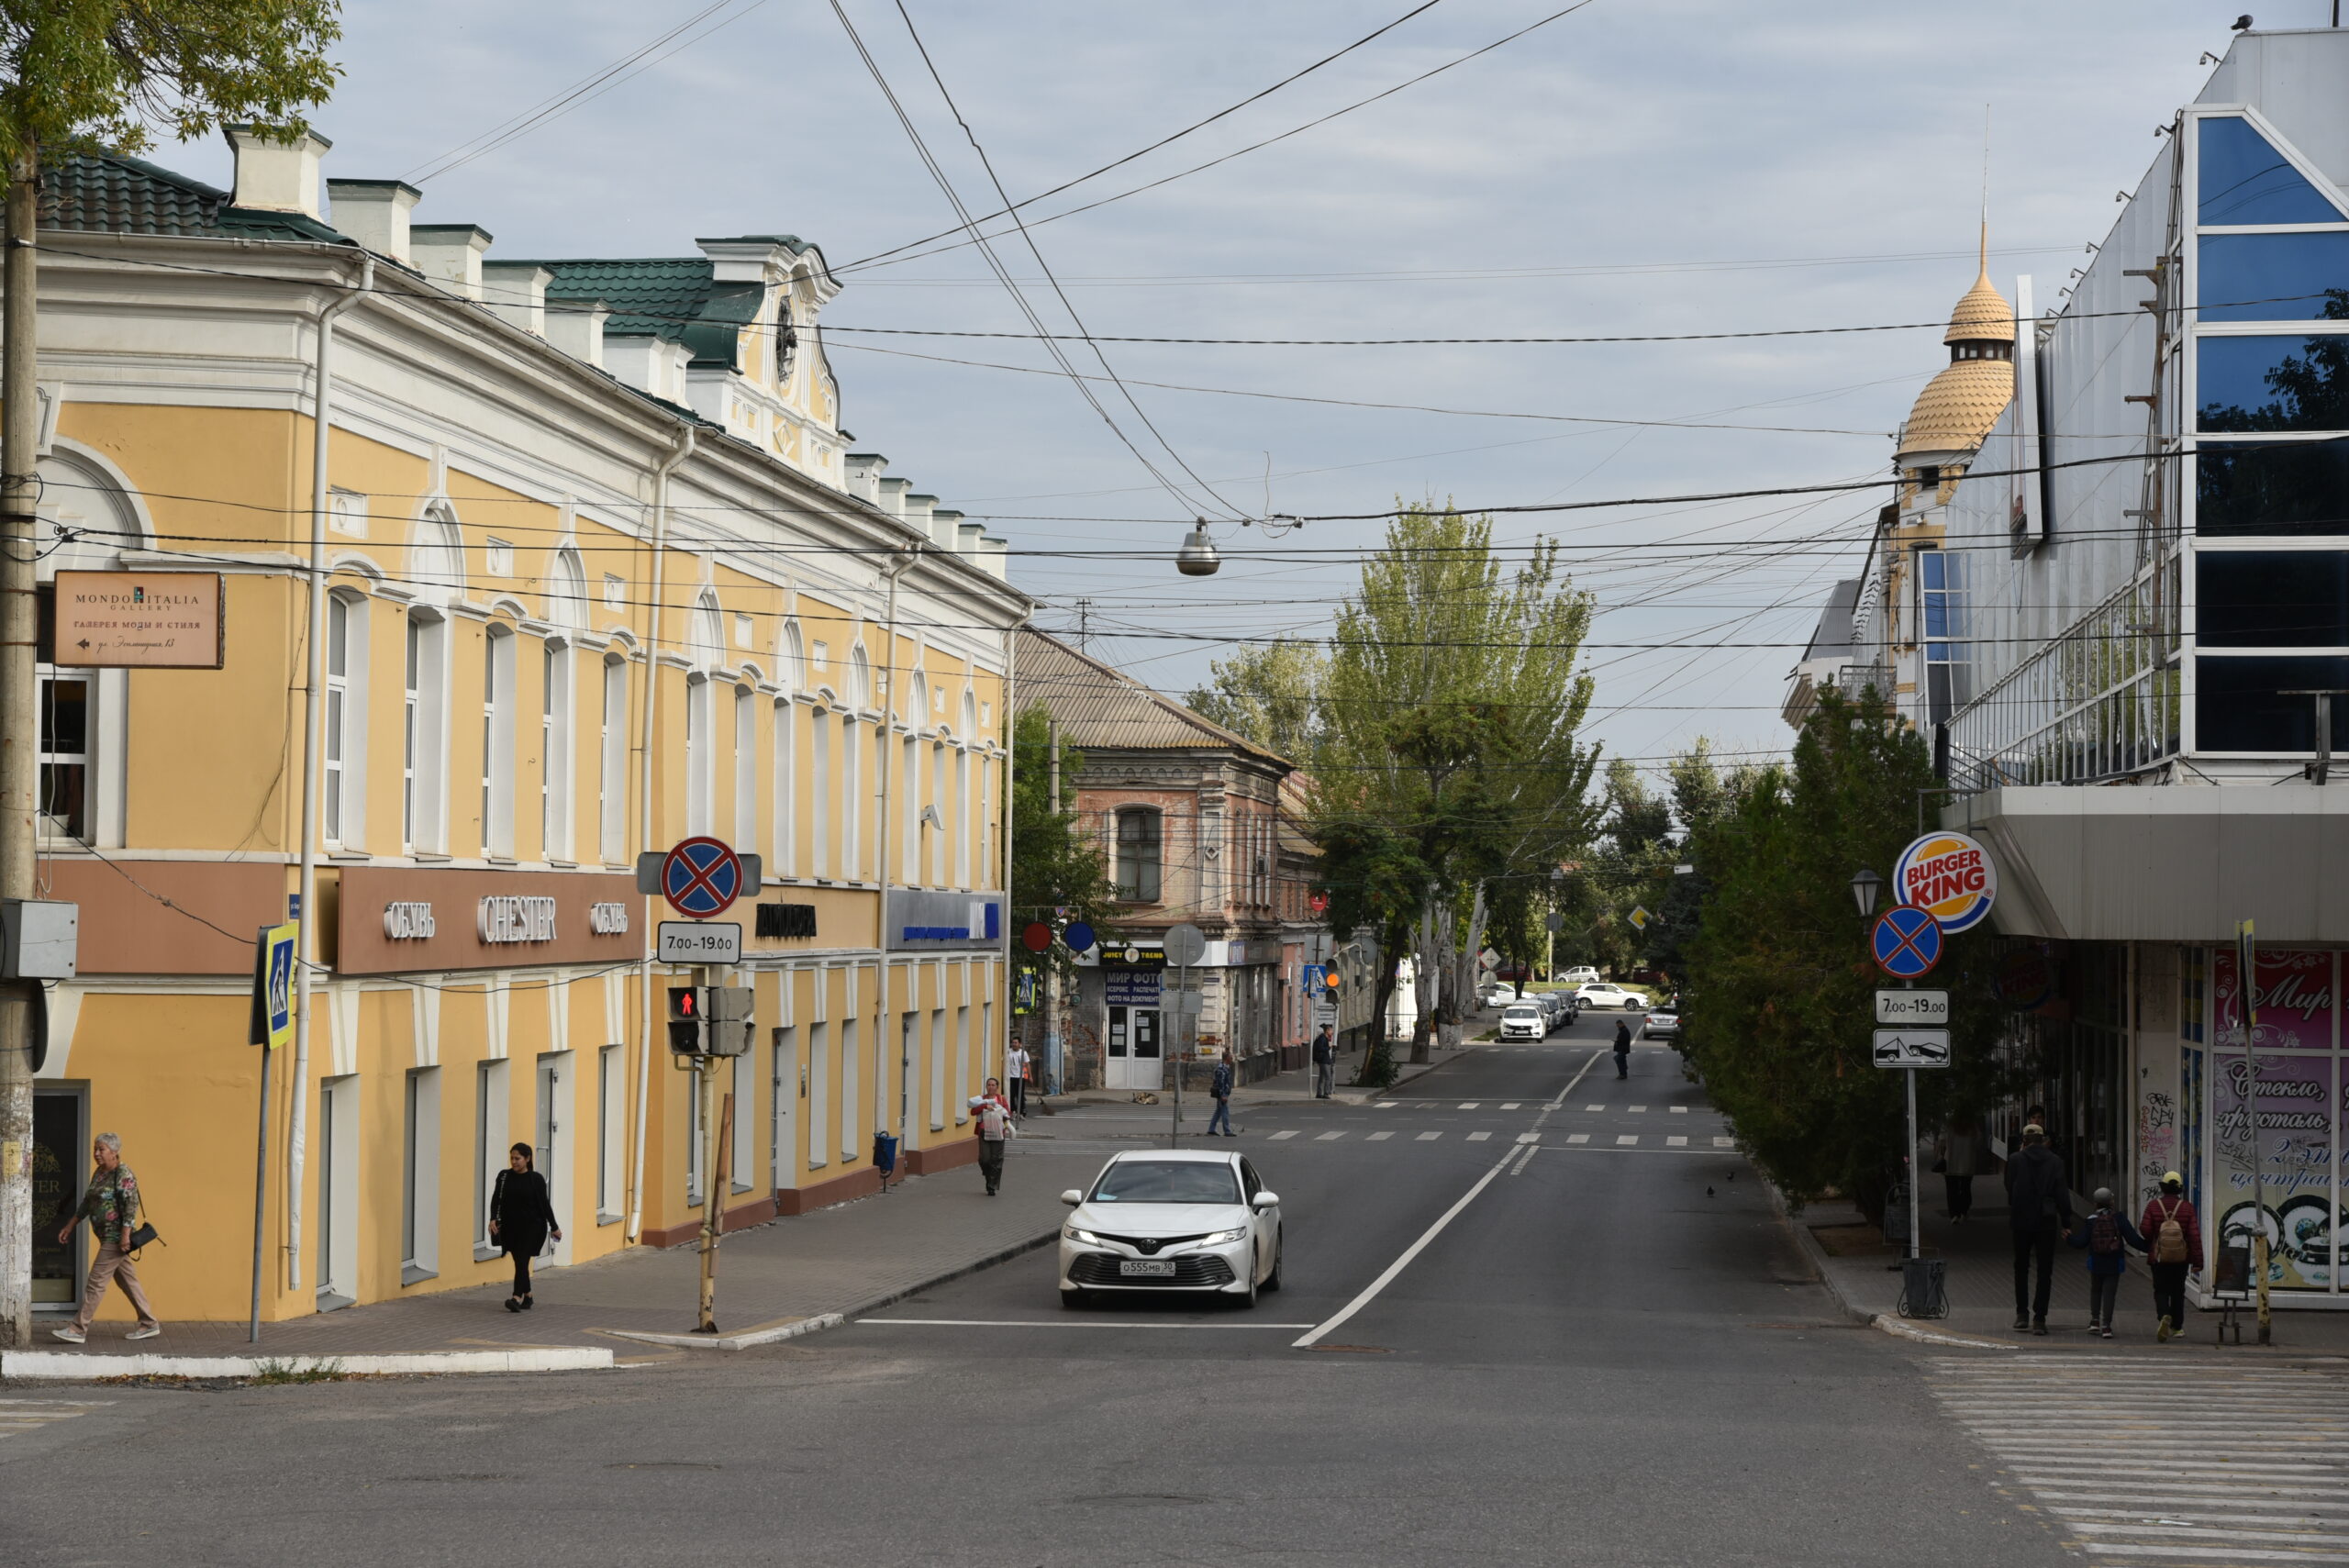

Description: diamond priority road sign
[1873,1028,1952,1069]
[1871,904,1943,979]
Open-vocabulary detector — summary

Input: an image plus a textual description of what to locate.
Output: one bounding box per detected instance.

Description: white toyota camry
[1059,1149,1283,1308]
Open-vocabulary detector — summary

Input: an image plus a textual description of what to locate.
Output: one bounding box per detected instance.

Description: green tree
[0,0,344,1349]
[1008,706,1112,945]
[1314,505,1597,1062]
[1186,639,1324,761]
[1680,691,2021,1220]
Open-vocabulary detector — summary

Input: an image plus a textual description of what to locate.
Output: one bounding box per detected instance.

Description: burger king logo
[1894,830,1998,933]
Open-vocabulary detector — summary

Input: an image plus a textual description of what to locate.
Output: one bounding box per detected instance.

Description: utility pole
[0,146,40,1350]
[1043,717,1062,1095]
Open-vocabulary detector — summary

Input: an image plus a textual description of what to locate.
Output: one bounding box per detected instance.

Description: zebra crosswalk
[1248,1128,1734,1149]
[0,1399,108,1442]
[1926,1356,2349,1567]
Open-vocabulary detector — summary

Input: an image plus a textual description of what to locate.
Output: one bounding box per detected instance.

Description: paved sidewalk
[6,1140,1105,1378]
[1788,1189,2349,1355]
[1041,1033,1479,1114]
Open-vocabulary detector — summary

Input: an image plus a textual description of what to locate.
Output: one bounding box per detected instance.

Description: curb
[1762,1176,1876,1329]
[0,1346,613,1381]
[1870,1314,2016,1351]
[600,1226,1066,1351]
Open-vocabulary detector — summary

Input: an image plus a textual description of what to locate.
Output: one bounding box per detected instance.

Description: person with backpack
[971,1077,1015,1195]
[2065,1186,2147,1338]
[2139,1172,2203,1342]
[2007,1123,2075,1335]
[1206,1052,1237,1136]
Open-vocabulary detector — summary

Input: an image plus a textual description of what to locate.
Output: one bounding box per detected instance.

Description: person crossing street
[2139,1173,2203,1342]
[1613,1018,1632,1080]
[1206,1052,1236,1136]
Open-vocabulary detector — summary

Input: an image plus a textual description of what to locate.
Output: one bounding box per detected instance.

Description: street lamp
[1175,521,1221,577]
[1850,868,1883,918]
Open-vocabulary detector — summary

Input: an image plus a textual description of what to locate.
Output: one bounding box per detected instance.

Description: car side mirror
[1250,1191,1279,1211]
[1060,1189,1084,1207]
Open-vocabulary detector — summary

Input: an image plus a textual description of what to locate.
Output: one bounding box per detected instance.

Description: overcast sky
[164,1,2336,781]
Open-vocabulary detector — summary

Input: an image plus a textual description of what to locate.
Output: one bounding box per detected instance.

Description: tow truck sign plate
[1872,1028,1951,1069]
[1876,990,1950,1025]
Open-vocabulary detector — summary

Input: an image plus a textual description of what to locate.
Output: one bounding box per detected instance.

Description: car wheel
[1239,1251,1259,1308]
[1060,1287,1088,1310]
[1264,1240,1284,1293]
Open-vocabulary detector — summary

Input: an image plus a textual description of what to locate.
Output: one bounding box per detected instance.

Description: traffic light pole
[693,963,728,1335]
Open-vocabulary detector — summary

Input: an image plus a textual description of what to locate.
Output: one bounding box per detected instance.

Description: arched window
[691,592,726,671]
[481,626,517,857]
[780,617,807,696]
[547,545,588,634]
[1115,808,1162,904]
[407,505,463,603]
[404,609,450,853]
[685,673,714,837]
[599,652,628,863]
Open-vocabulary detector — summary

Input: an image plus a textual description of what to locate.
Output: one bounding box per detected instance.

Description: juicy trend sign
[1871,905,1943,980]
[662,837,744,919]
[1893,830,1997,933]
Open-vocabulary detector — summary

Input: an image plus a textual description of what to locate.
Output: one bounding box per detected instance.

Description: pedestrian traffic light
[706,984,754,1057]
[667,985,705,1055]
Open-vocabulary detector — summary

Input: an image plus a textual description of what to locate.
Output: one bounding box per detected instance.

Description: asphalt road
[1,1013,2079,1567]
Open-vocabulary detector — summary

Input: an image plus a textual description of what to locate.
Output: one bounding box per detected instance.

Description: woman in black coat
[488,1142,560,1311]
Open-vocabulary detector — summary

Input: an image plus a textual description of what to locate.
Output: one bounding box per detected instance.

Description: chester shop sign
[338,868,640,973]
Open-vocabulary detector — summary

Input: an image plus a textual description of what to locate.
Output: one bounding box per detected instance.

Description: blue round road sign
[1872,904,1943,979]
[662,836,744,918]
[1062,919,1097,954]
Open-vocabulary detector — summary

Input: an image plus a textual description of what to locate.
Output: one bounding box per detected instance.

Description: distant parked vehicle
[1642,1006,1679,1040]
[1498,1003,1547,1041]
[1479,984,1516,1010]
[1575,982,1651,1011]
[1559,966,1600,986]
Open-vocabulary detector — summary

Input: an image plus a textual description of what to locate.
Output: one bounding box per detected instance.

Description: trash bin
[873,1131,899,1176]
[1898,1257,1948,1319]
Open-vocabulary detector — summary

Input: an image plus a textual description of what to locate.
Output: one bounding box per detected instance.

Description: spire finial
[1979,104,1992,274]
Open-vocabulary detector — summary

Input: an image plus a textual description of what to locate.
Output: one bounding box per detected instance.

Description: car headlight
[1064,1227,1109,1246]
[1194,1228,1250,1248]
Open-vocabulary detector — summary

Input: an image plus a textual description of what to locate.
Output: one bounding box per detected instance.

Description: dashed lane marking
[1458,1103,1481,1110]
[1567,1133,1590,1144]
[1629,1106,1648,1113]
[1267,1129,1299,1140]
[1616,1134,1639,1146]
[1670,1106,1688,1114]
[1502,1102,1521,1110]
[1368,1130,1395,1141]
[1667,1135,1687,1147]
[1315,1131,1345,1141]
[1585,1104,1606,1112]
[1713,1137,1735,1148]
[1467,1131,1492,1141]
[1416,1131,1442,1142]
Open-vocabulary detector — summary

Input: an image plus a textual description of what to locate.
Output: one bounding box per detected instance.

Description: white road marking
[1616,1134,1639,1146]
[1567,1133,1590,1144]
[1517,1133,1541,1143]
[1667,1135,1687,1147]
[861,1319,1319,1329]
[1368,1130,1395,1141]
[1543,1050,1608,1112]
[1467,1131,1492,1141]
[1585,1104,1606,1112]
[1294,1142,1520,1349]
[1267,1129,1299,1140]
[1458,1103,1480,1110]
[1926,1359,2349,1564]
[1507,1140,1541,1176]
[1375,1102,1399,1109]
[1628,1105,1648,1113]
[1416,1131,1442,1141]
[1713,1137,1734,1148]
[1670,1105,1688,1114]
[1315,1131,1345,1141]
[0,1400,107,1442]
[1501,1102,1521,1110]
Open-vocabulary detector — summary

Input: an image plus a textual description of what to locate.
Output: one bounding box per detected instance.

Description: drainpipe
[872,546,919,1158]
[287,250,374,1295]
[626,425,696,1242]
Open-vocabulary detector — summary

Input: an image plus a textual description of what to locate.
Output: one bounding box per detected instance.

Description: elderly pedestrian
[50,1132,161,1345]
[971,1077,1014,1195]
[2007,1123,2075,1335]
[2139,1172,2203,1343]
[488,1142,560,1312]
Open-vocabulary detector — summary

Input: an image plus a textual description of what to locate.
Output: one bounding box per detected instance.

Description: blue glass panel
[2198,439,2349,536]
[2199,335,2349,433]
[2199,117,2343,226]
[2199,233,2349,322]
[2196,654,2349,751]
[1920,551,1948,590]
[1922,595,1950,639]
[2196,551,2349,646]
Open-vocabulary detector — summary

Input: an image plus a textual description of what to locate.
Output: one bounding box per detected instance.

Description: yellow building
[20,128,1027,1322]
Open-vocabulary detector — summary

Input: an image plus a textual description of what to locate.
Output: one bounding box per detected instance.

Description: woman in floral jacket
[51,1132,161,1345]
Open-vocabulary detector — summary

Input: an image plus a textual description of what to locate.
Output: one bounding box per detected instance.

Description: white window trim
[734,685,757,857]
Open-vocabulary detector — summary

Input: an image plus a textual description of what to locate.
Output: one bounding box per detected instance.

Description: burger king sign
[1894,830,1998,933]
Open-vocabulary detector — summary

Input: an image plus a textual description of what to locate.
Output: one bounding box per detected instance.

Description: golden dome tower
[1895,236,2015,475]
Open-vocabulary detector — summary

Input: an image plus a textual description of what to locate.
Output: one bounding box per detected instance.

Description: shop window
[2199,116,2345,226]
[2196,550,2349,646]
[1116,808,1163,903]
[2196,439,2349,537]
[2198,335,2349,434]
[2199,234,2349,323]
[2195,654,2349,751]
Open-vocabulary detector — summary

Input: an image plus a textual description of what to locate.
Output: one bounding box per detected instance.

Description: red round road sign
[661,836,745,918]
[1020,921,1052,953]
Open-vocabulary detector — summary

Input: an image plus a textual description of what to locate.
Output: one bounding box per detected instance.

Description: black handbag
[126,1190,161,1253]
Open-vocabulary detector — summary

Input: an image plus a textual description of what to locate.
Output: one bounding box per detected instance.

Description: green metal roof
[522,258,768,370]
[40,150,351,244]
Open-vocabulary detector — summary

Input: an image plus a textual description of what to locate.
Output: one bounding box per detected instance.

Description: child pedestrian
[2065,1186,2146,1339]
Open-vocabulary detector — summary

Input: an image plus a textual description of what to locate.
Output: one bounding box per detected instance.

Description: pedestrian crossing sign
[249,920,298,1051]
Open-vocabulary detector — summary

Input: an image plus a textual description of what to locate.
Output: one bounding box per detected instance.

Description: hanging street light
[1175,519,1221,576]
[1850,868,1884,918]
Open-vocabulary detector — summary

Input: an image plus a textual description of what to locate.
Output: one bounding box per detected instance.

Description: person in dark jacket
[2001,1105,2047,1201]
[1206,1055,1236,1136]
[489,1142,560,1312]
[1612,1018,1632,1080]
[2007,1124,2075,1334]
[2139,1172,2203,1343]
[1311,1028,1335,1098]
[2065,1186,2147,1338]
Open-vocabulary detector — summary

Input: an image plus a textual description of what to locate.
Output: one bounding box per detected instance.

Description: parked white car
[1498,1003,1548,1041]
[1559,966,1600,986]
[1575,982,1652,1010]
[1060,1151,1283,1307]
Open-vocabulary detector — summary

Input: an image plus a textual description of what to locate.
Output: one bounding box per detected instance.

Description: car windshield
[1504,1006,1542,1018]
[1091,1160,1240,1205]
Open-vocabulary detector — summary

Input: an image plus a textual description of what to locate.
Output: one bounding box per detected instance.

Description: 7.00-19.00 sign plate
[658,921,741,965]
